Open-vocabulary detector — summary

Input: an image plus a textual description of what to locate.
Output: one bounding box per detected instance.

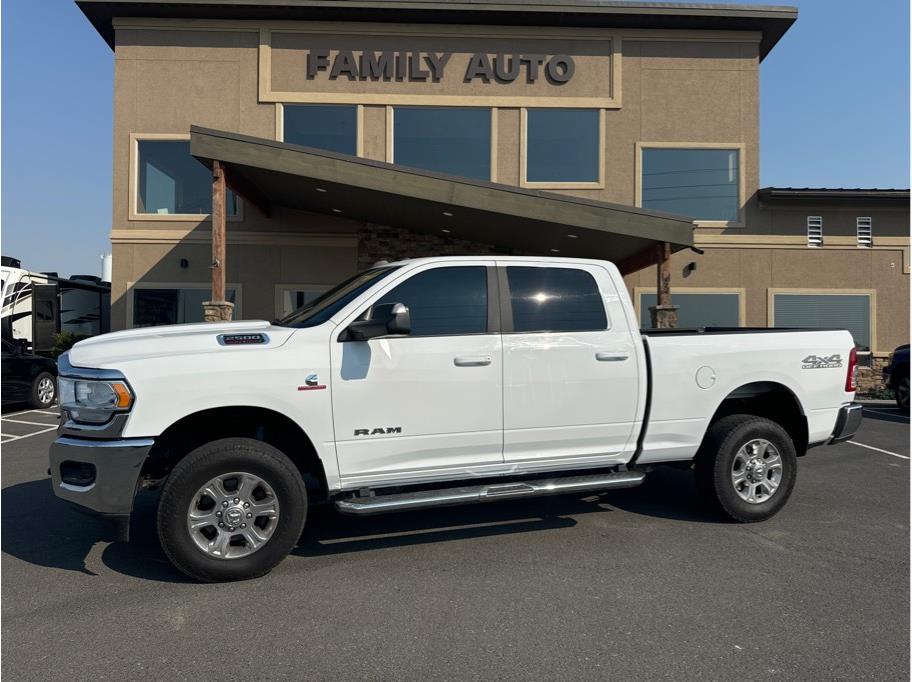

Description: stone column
[649,242,678,328]
[205,159,232,321]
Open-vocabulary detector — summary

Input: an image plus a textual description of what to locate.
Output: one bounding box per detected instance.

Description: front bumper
[49,436,154,516]
[828,403,863,444]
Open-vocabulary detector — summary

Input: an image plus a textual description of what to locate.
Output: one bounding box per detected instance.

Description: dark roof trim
[188,125,693,263]
[759,187,910,204]
[77,0,797,59]
[190,124,694,226]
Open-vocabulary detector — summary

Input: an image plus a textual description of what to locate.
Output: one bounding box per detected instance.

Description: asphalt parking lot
[1,403,908,680]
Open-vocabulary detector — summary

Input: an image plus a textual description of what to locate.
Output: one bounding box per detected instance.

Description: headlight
[59,377,134,424]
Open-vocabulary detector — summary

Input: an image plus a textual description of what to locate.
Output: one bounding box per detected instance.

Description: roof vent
[807,216,823,247]
[856,217,872,247]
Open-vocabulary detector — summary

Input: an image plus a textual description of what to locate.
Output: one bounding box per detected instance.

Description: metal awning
[189,126,694,270]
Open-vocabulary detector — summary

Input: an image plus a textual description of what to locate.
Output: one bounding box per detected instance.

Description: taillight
[845,346,857,392]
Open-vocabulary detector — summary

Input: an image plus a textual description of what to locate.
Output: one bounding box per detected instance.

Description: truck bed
[637,327,854,465]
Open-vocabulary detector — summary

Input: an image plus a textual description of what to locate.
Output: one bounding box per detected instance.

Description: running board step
[335,471,646,516]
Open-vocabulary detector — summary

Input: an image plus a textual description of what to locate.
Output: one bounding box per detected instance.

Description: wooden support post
[649,241,678,328]
[203,160,234,322]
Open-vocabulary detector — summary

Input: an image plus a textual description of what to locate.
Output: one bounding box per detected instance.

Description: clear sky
[1,0,909,276]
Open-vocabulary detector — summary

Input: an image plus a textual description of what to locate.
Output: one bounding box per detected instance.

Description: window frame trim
[385,105,498,182]
[635,141,746,228]
[275,103,364,157]
[126,281,244,329]
[129,133,244,222]
[767,288,877,353]
[520,107,606,189]
[634,287,746,327]
[498,263,611,334]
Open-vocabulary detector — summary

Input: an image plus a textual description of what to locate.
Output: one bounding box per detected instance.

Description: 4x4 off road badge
[801,354,843,369]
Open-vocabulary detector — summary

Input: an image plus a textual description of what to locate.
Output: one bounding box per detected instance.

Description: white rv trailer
[1,256,110,354]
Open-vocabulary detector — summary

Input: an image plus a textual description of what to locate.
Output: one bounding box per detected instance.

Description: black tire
[28,371,56,409]
[157,437,307,582]
[895,375,910,413]
[694,414,797,523]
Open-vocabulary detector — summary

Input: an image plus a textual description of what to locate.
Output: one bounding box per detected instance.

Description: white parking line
[1,418,59,427]
[0,426,58,442]
[1,408,59,418]
[847,440,910,460]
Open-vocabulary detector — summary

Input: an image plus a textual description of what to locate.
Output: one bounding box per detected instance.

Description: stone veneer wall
[855,356,891,398]
[357,223,506,270]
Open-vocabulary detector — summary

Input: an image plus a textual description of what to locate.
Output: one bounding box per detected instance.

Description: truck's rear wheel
[695,415,797,523]
[157,438,307,582]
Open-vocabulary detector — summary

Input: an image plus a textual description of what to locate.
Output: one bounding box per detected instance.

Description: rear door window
[506,266,608,333]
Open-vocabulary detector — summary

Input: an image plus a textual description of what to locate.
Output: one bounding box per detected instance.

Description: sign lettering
[305,50,575,85]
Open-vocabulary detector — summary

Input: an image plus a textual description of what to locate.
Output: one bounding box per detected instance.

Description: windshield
[276,266,400,328]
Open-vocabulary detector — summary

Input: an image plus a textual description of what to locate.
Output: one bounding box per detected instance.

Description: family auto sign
[306,50,576,84]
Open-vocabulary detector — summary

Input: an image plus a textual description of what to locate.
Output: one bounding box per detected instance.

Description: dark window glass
[137,141,238,215]
[526,109,600,182]
[133,288,236,328]
[35,300,55,322]
[773,294,871,351]
[278,267,399,328]
[507,267,607,333]
[375,267,488,336]
[393,107,491,180]
[641,148,740,222]
[283,104,358,155]
[639,293,740,329]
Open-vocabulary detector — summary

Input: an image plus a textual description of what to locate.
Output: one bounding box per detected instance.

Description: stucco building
[78,0,909,379]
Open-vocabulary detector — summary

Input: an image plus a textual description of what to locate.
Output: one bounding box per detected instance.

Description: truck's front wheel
[695,415,797,523]
[157,438,307,582]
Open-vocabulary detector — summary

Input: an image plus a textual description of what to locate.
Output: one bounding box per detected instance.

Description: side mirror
[13,339,27,355]
[345,303,411,341]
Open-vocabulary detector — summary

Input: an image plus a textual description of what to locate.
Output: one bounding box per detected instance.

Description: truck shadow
[2,467,721,582]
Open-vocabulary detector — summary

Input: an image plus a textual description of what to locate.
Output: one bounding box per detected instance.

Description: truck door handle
[454,356,492,367]
[596,351,629,362]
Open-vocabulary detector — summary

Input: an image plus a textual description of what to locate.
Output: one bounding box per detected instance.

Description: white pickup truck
[50,256,862,582]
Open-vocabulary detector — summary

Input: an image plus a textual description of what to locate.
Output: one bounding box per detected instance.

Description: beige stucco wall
[108,18,908,346]
[625,245,909,355]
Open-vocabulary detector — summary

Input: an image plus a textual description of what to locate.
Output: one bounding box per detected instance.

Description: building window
[771,292,872,351]
[392,107,491,180]
[807,216,823,247]
[640,147,741,223]
[524,109,600,184]
[856,217,873,247]
[638,291,741,329]
[137,140,238,216]
[373,266,488,336]
[282,104,357,155]
[132,287,238,328]
[506,267,608,333]
[275,285,330,320]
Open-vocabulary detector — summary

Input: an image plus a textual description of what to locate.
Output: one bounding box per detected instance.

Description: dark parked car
[883,344,910,412]
[1,337,57,409]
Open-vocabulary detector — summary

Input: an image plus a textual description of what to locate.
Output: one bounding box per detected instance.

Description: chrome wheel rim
[731,439,783,504]
[37,377,55,405]
[187,472,280,560]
